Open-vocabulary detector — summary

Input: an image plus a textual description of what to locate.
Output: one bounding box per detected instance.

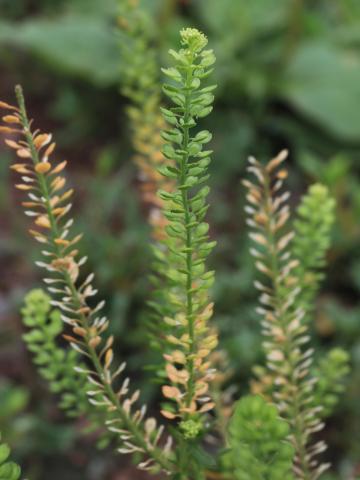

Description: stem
[180,60,196,413]
[15,85,172,474]
[263,169,312,480]
[176,53,200,480]
[282,0,304,63]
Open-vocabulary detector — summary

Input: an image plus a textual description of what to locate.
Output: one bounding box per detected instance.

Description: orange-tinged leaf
[54,238,70,246]
[161,409,176,419]
[162,385,182,400]
[73,326,87,337]
[277,169,288,180]
[180,401,197,414]
[44,142,56,157]
[77,305,91,314]
[0,126,18,133]
[5,139,20,149]
[104,348,113,368]
[266,149,288,172]
[166,364,189,384]
[51,176,66,191]
[35,162,51,174]
[60,189,74,202]
[16,148,31,158]
[15,184,32,190]
[51,160,67,174]
[198,402,215,413]
[35,215,51,228]
[29,229,45,238]
[33,133,51,149]
[164,349,186,364]
[0,101,17,110]
[52,207,66,216]
[195,381,208,396]
[89,336,102,348]
[3,115,20,124]
[63,334,81,344]
[49,196,60,207]
[11,164,31,174]
[68,259,79,283]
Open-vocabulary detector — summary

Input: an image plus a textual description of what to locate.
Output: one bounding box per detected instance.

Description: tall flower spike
[155,28,217,436]
[119,6,232,437]
[118,6,231,428]
[0,87,173,475]
[117,0,174,242]
[244,151,329,480]
[118,0,229,432]
[117,0,176,367]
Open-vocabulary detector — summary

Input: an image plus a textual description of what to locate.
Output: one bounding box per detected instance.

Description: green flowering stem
[158,28,217,431]
[292,183,336,321]
[154,27,218,477]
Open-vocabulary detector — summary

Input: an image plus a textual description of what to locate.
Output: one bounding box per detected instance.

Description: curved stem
[15,85,173,474]
[262,169,312,480]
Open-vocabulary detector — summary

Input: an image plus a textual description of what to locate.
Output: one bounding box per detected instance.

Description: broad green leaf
[65,0,117,16]
[0,16,120,85]
[283,42,360,141]
[194,0,288,40]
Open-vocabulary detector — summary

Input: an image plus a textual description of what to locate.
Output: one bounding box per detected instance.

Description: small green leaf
[0,445,10,465]
[188,142,202,156]
[194,130,212,144]
[161,67,182,82]
[195,106,213,118]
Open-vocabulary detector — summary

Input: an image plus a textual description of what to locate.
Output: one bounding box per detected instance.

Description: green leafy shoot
[154,28,218,434]
[224,395,294,480]
[0,434,21,480]
[22,289,114,447]
[291,183,336,321]
[312,348,350,418]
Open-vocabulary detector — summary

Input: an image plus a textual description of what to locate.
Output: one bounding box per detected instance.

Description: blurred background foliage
[0,0,360,478]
